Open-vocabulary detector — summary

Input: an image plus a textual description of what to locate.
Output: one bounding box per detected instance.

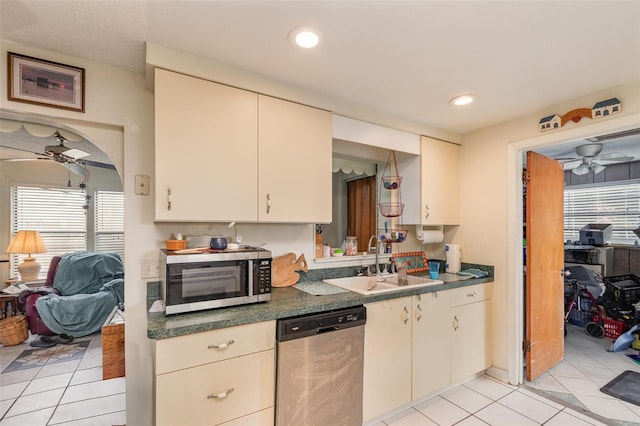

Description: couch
[19,251,124,337]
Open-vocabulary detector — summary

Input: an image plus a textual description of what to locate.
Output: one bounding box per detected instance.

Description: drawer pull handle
[207,388,234,400]
[467,292,477,297]
[208,340,235,350]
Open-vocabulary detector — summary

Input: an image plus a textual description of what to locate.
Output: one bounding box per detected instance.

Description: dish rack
[378,150,407,243]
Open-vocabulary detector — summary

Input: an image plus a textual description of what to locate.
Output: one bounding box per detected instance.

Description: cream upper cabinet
[257,95,332,223]
[154,69,332,223]
[412,292,451,399]
[154,68,258,222]
[420,136,460,225]
[363,297,412,422]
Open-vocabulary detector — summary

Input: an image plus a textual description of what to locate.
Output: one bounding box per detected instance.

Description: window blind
[10,185,87,279]
[95,190,125,259]
[564,182,640,245]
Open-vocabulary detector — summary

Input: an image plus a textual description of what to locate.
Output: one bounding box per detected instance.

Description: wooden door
[525,151,565,381]
[348,176,377,252]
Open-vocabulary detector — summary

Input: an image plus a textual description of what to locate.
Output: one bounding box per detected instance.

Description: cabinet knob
[208,339,235,350]
[207,388,234,400]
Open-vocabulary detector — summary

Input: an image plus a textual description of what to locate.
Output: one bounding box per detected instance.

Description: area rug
[600,370,640,406]
[2,340,90,374]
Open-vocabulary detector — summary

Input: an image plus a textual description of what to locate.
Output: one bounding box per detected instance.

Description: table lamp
[5,230,47,281]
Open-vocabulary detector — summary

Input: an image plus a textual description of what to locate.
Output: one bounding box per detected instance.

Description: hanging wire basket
[382,176,402,190]
[379,202,405,217]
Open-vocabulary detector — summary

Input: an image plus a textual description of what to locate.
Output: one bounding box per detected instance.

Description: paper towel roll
[416,225,444,244]
[445,243,461,273]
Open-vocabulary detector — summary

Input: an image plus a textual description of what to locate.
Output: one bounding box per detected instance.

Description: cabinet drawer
[156,350,275,426]
[450,283,491,307]
[219,407,274,426]
[156,321,275,374]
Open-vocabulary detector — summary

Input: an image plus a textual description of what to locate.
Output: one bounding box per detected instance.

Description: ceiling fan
[1,131,105,175]
[557,143,634,175]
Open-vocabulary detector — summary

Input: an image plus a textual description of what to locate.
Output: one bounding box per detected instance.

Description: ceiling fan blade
[596,152,635,162]
[65,162,89,175]
[62,148,90,159]
[78,159,117,170]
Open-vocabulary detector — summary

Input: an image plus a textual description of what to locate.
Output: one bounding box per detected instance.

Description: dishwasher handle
[316,325,340,334]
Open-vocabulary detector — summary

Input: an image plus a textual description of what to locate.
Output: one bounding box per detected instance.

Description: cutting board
[272,253,308,287]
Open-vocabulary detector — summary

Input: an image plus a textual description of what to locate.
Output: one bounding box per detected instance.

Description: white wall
[458,82,640,384]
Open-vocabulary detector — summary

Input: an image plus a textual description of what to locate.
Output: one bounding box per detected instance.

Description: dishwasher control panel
[277,306,366,342]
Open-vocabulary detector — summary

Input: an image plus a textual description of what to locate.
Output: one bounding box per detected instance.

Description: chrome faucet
[367,235,380,276]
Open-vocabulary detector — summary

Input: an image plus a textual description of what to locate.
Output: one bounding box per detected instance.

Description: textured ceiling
[2,0,639,136]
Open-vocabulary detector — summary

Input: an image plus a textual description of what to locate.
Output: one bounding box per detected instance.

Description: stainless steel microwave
[160,248,272,315]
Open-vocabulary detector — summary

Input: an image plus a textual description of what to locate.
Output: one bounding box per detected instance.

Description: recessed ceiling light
[288,27,321,48]
[449,94,478,106]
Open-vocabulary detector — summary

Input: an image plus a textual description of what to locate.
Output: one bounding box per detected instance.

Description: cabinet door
[363,298,412,421]
[420,136,460,225]
[156,350,274,426]
[155,69,258,221]
[450,300,492,383]
[258,95,332,222]
[412,292,450,399]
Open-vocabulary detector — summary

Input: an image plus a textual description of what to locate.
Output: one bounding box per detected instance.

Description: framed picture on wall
[7,52,85,112]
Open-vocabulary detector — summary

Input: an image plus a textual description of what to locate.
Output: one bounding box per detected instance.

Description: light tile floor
[376,323,640,426]
[0,332,125,426]
[2,323,638,425]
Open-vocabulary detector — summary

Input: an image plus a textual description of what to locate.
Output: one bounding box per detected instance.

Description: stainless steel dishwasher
[275,305,366,425]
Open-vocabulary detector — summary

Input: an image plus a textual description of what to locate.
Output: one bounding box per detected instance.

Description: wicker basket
[0,315,28,346]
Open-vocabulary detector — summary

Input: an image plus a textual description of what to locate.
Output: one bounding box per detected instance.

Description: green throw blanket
[35,252,124,337]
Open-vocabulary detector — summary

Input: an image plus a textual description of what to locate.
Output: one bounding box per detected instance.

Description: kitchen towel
[445,243,461,273]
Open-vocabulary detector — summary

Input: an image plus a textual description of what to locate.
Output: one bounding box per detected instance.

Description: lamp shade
[6,230,47,255]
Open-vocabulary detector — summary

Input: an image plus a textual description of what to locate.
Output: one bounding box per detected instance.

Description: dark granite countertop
[147,270,493,340]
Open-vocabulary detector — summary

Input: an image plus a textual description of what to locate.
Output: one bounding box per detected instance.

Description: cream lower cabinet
[412,291,451,399]
[363,297,412,421]
[364,284,492,422]
[420,136,460,225]
[154,321,276,426]
[450,284,492,383]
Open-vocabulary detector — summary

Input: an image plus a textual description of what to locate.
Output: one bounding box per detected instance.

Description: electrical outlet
[141,258,160,279]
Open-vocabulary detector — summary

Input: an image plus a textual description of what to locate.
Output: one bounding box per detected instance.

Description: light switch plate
[135,175,150,195]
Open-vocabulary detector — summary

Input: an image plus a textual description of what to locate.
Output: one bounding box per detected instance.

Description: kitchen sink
[323,274,443,295]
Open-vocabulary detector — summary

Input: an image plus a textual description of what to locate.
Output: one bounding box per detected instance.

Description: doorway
[509,115,640,387]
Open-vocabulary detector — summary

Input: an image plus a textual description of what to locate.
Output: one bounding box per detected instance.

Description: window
[10,185,87,279]
[9,185,125,280]
[95,190,124,259]
[564,182,640,245]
